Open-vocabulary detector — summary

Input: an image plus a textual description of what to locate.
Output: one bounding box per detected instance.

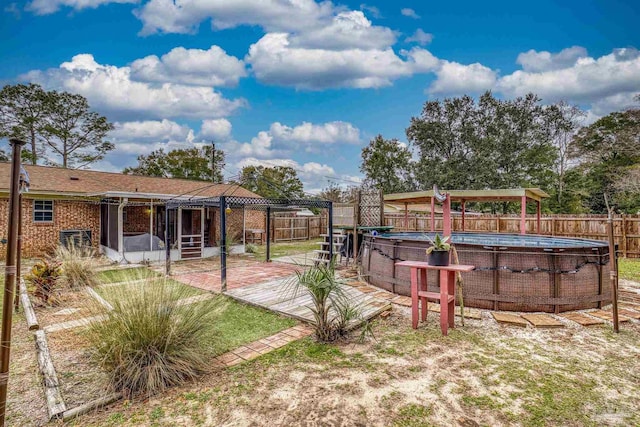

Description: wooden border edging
[34,330,67,420]
[19,278,39,331]
[61,393,122,421]
[85,287,114,311]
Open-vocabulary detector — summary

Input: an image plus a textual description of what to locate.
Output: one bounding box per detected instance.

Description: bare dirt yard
[42,304,640,427]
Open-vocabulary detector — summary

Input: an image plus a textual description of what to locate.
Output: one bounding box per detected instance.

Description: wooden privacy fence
[271,215,329,242]
[384,214,640,258]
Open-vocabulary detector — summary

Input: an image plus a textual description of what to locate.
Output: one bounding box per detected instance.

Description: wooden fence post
[622,215,628,258]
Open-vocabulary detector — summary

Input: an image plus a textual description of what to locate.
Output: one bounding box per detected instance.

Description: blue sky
[1,0,639,192]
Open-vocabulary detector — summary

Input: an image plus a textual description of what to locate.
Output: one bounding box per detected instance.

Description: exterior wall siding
[0,197,100,260]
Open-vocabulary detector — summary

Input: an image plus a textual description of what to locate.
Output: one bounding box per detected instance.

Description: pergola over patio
[165,195,333,291]
[384,188,550,235]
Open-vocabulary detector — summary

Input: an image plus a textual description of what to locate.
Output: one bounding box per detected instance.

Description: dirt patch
[46,329,110,409]
[33,289,98,328]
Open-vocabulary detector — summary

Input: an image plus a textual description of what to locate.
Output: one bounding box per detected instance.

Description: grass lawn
[619,257,640,282]
[252,238,323,258]
[95,277,203,298]
[96,267,160,284]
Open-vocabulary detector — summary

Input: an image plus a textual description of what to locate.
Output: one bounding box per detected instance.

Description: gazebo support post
[520,195,527,235]
[461,199,466,232]
[266,206,271,262]
[328,203,334,265]
[430,197,435,231]
[164,206,171,276]
[536,200,541,234]
[220,196,227,292]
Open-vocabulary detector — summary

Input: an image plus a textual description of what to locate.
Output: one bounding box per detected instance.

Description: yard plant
[288,265,360,342]
[27,258,61,305]
[86,275,223,398]
[55,242,100,288]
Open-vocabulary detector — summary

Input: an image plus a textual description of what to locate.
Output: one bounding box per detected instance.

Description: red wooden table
[395,261,475,336]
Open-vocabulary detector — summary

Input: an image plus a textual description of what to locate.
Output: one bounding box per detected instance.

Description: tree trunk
[30,126,37,165]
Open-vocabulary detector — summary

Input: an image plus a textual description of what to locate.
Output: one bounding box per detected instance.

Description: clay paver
[392,296,412,307]
[560,312,605,326]
[491,312,529,327]
[587,310,630,322]
[618,308,640,320]
[428,303,482,320]
[521,313,564,328]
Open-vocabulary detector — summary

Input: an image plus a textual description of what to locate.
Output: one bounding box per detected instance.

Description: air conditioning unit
[59,230,92,248]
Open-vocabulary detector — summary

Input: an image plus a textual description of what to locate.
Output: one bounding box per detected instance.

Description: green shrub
[86,276,223,398]
[55,242,100,288]
[245,243,258,254]
[287,265,361,342]
[27,258,62,305]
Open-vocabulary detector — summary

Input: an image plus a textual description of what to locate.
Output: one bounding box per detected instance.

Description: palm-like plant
[287,265,359,342]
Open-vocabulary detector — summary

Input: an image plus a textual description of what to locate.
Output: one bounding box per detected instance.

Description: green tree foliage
[0,83,114,168]
[123,145,225,182]
[545,101,587,213]
[0,149,7,162]
[0,83,50,164]
[570,108,640,213]
[238,165,304,199]
[317,182,360,202]
[360,135,414,193]
[40,91,114,168]
[407,92,557,194]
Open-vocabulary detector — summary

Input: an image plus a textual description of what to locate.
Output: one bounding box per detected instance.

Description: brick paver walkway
[214,324,313,367]
[172,261,304,293]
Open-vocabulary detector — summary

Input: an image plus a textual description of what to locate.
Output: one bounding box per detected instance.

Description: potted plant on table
[426,234,451,266]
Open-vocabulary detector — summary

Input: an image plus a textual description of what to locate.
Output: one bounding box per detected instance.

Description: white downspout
[149,200,154,253]
[118,197,128,263]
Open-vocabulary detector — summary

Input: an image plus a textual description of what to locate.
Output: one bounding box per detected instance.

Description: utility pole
[0,138,27,426]
[211,142,216,183]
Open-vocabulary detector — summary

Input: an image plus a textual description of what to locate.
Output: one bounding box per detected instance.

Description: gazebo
[164,195,333,291]
[384,188,550,235]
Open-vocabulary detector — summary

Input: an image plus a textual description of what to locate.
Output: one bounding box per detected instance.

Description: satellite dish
[433,184,447,203]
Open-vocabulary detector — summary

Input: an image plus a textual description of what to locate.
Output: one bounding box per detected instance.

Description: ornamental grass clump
[54,242,100,289]
[86,276,222,398]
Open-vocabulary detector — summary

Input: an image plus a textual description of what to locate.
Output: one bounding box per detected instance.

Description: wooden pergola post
[536,200,541,234]
[430,197,435,232]
[461,199,466,232]
[443,195,451,238]
[520,195,527,235]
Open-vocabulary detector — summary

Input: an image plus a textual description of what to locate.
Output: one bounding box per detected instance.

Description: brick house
[0,163,264,262]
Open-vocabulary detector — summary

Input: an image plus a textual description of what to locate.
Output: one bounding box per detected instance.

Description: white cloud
[26,0,136,15]
[233,157,337,192]
[130,45,246,87]
[222,120,361,160]
[405,29,433,46]
[135,0,334,35]
[516,46,588,72]
[246,33,419,89]
[400,8,420,19]
[200,118,232,140]
[498,48,640,105]
[111,119,193,142]
[429,60,497,94]
[269,121,361,145]
[23,54,246,120]
[290,11,397,50]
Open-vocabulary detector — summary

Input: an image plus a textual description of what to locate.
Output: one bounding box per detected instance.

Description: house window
[34,200,54,222]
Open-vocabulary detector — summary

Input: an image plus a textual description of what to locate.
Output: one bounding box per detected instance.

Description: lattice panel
[359,189,383,226]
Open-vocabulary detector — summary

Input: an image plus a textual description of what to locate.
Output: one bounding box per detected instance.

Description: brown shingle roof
[0,162,259,199]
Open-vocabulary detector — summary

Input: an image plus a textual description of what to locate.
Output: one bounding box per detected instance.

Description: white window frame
[33,200,54,223]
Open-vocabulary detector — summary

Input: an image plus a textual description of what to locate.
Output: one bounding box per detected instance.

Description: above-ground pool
[362,232,611,313]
